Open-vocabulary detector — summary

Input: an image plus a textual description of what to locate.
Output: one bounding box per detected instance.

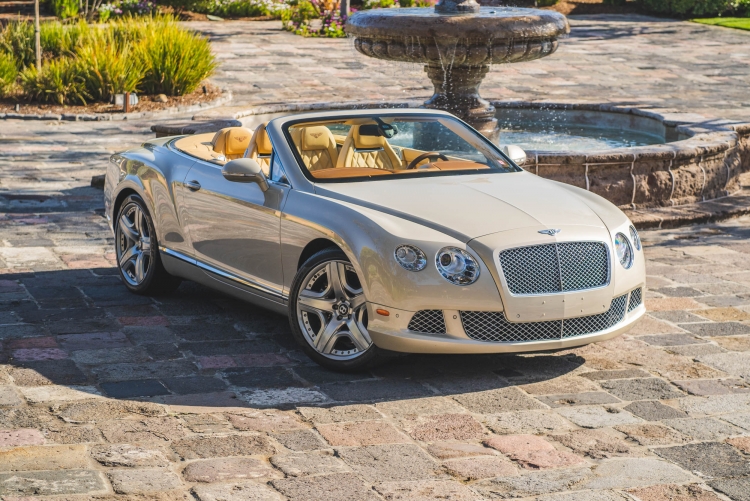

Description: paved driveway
[1,15,750,501]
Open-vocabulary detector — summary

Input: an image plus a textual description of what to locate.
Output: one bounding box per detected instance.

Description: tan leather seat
[337,125,402,170]
[290,126,339,171]
[211,127,253,162]
[245,124,273,176]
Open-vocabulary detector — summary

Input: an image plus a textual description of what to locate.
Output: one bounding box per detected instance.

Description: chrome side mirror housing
[502,145,527,166]
[222,158,268,191]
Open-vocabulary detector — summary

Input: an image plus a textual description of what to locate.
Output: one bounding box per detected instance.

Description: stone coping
[0,89,232,122]
[152,99,749,209]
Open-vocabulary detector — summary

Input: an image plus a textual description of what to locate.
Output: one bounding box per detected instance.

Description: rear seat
[172,127,253,164]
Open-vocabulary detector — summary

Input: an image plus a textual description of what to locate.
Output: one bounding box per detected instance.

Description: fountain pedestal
[423,64,497,139]
[345,7,570,139]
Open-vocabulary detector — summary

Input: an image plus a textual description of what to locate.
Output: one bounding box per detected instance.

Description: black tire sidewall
[288,248,381,372]
[115,194,163,294]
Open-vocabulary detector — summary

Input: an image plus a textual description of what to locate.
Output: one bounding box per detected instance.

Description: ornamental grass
[0,16,216,105]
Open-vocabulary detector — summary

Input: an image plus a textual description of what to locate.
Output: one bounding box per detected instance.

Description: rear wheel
[289,248,387,372]
[115,194,181,295]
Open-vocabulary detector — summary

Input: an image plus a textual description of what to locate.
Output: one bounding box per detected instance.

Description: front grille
[628,287,642,312]
[499,242,609,295]
[461,294,627,343]
[408,310,446,334]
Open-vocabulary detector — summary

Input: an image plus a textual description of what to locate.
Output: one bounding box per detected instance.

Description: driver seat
[337,125,403,170]
[245,123,273,176]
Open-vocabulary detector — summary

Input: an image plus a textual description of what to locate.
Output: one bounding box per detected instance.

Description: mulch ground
[0,82,223,116]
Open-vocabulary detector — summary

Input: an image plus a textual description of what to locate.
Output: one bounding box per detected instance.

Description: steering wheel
[406,152,449,170]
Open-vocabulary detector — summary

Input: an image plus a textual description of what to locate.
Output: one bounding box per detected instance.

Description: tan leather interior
[173,132,222,163]
[337,125,403,170]
[245,124,273,176]
[211,127,254,161]
[290,126,339,171]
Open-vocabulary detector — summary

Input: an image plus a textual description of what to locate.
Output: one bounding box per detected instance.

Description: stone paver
[0,15,750,501]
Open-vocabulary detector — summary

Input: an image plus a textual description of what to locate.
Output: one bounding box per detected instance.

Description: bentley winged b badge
[538,229,562,236]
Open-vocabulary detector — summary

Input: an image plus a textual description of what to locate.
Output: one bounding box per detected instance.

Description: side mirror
[222,158,268,191]
[502,145,527,166]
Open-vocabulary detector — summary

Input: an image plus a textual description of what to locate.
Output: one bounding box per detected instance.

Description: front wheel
[115,194,181,295]
[289,248,387,372]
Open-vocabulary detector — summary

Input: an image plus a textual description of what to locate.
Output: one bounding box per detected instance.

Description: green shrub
[603,0,628,6]
[51,0,80,18]
[139,20,216,95]
[21,57,90,105]
[635,0,731,16]
[0,21,34,69]
[0,52,18,96]
[77,33,146,101]
[536,0,559,6]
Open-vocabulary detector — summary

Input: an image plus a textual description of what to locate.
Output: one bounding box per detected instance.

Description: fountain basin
[160,100,749,210]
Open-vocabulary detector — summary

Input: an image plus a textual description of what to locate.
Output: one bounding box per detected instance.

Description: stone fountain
[345,0,570,139]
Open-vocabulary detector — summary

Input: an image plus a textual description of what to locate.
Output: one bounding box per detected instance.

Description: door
[180,160,288,300]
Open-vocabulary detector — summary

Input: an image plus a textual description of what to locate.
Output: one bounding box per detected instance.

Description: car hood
[315,172,606,241]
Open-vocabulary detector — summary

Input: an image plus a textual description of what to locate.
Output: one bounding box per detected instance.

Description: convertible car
[104,109,646,371]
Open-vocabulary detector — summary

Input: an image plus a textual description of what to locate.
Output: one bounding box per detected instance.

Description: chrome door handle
[185,180,201,191]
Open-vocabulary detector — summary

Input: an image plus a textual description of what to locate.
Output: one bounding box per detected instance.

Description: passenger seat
[337,124,402,170]
[245,124,273,176]
[211,127,254,162]
[290,126,339,171]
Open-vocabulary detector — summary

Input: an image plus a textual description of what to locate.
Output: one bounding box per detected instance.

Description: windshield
[284,115,519,182]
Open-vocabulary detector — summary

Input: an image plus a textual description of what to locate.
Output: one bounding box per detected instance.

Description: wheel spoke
[119,215,139,242]
[349,293,366,311]
[140,236,151,253]
[135,253,146,282]
[133,207,143,235]
[299,290,336,313]
[327,262,346,299]
[346,318,371,352]
[119,245,138,268]
[315,317,344,354]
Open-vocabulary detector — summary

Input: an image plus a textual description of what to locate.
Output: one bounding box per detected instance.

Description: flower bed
[0,16,216,106]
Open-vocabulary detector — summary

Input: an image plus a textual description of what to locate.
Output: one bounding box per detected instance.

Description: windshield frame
[281,112,523,184]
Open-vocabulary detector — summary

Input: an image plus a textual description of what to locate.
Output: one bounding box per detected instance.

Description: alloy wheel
[116,203,152,287]
[296,260,372,360]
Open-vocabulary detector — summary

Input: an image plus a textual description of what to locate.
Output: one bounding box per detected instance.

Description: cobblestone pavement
[1,15,750,501]
[196,16,750,120]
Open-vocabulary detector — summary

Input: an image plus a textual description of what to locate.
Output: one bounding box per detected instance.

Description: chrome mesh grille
[461,294,627,343]
[561,295,627,338]
[499,242,609,295]
[408,310,446,334]
[628,287,642,312]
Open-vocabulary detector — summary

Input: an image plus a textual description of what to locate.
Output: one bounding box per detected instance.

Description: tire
[114,194,181,296]
[289,248,389,372]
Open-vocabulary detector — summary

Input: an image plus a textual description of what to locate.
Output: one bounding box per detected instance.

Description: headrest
[354,125,386,149]
[256,128,273,155]
[212,127,253,156]
[301,126,333,151]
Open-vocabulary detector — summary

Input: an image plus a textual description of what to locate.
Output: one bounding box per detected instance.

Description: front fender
[281,190,503,312]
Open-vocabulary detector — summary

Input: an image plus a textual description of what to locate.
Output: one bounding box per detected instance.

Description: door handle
[185,180,201,191]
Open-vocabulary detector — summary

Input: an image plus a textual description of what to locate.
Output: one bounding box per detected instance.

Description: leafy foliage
[636,0,749,16]
[138,19,217,95]
[1,16,217,104]
[0,52,18,96]
[21,57,90,105]
[50,0,80,18]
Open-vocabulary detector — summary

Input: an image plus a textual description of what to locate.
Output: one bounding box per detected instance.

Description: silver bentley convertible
[104,109,646,371]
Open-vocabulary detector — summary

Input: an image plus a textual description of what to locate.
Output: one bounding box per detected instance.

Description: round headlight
[394,244,427,271]
[629,225,641,251]
[614,233,634,269]
[435,247,480,285]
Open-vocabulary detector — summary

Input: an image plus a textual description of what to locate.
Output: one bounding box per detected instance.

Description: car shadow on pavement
[1,267,584,411]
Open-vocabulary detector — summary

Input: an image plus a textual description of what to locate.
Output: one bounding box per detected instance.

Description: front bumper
[367,302,645,355]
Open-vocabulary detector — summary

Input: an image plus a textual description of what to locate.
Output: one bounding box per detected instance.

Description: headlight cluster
[394,244,480,285]
[436,247,480,285]
[629,225,641,251]
[614,232,634,269]
[394,245,427,272]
